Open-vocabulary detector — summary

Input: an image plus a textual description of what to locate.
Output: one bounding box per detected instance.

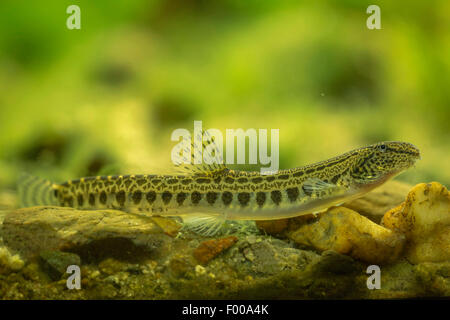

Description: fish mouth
[412,152,421,164]
[409,143,421,160]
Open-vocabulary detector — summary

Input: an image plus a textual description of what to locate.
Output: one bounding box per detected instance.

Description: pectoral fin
[302,178,343,197]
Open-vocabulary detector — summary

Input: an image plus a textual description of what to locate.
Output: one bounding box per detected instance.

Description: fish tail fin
[18,173,59,208]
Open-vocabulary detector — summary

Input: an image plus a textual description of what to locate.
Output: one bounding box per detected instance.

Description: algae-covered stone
[235,237,319,276]
[414,262,450,296]
[308,250,360,275]
[98,258,129,276]
[1,206,172,259]
[39,250,81,281]
[168,255,193,278]
[287,207,405,264]
[382,182,450,264]
[0,246,24,274]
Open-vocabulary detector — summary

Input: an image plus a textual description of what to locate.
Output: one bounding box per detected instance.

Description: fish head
[349,141,420,187]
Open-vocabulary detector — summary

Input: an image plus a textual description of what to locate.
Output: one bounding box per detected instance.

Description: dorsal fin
[174,129,228,176]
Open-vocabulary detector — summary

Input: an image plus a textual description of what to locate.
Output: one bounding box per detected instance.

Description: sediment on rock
[0,206,174,260]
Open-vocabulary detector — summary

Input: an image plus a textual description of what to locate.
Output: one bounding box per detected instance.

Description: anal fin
[181,213,226,237]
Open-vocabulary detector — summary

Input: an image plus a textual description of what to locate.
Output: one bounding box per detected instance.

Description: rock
[98,258,129,276]
[382,182,450,264]
[255,218,289,235]
[39,250,81,281]
[236,237,319,275]
[195,264,207,276]
[414,262,450,297]
[343,180,412,223]
[168,255,193,277]
[0,206,173,259]
[193,236,238,265]
[287,207,406,264]
[309,250,360,275]
[151,216,181,237]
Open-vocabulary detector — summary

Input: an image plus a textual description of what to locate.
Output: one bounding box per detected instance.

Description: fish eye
[378,144,387,152]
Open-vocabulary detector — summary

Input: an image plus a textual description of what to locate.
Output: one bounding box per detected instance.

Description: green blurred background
[0,0,449,198]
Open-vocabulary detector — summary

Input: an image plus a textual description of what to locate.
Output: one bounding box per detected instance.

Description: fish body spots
[116,191,126,207]
[151,179,161,185]
[136,179,146,186]
[177,192,187,206]
[251,177,263,184]
[132,191,142,205]
[146,191,156,204]
[271,190,282,205]
[100,191,107,205]
[167,178,178,184]
[206,192,218,205]
[191,191,202,205]
[286,187,299,202]
[225,177,235,184]
[89,193,96,206]
[124,179,132,189]
[238,192,250,207]
[77,194,84,207]
[222,192,233,206]
[162,191,172,205]
[256,192,266,207]
[181,179,193,185]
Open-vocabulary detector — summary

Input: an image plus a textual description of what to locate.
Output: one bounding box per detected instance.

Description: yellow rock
[381,182,450,264]
[151,216,181,237]
[287,206,405,264]
[343,180,412,223]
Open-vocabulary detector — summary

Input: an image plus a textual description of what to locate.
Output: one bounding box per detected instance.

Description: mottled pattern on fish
[19,141,420,223]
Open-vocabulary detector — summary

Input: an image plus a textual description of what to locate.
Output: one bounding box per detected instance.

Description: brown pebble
[193,236,238,265]
[255,219,289,235]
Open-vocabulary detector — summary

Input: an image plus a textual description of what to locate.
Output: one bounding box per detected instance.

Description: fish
[18,140,420,236]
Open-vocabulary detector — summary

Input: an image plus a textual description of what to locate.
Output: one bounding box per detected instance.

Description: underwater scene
[0,0,449,303]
